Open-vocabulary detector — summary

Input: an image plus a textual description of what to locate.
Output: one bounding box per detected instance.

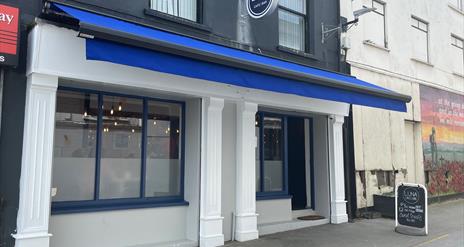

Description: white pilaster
[200,97,225,247]
[235,101,259,242]
[328,115,348,224]
[12,73,58,247]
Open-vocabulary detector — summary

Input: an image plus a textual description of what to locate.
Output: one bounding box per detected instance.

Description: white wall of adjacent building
[341,0,464,208]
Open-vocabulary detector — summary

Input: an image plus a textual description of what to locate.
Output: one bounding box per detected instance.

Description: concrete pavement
[226,199,464,247]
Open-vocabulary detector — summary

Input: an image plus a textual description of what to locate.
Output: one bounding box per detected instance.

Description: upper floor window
[151,0,197,22]
[449,0,463,11]
[411,16,429,62]
[278,0,307,52]
[364,0,387,48]
[451,34,464,74]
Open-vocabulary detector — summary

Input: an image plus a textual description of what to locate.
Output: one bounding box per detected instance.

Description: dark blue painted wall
[50,0,343,72]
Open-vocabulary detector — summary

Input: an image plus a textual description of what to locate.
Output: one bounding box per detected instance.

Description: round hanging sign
[247,0,278,19]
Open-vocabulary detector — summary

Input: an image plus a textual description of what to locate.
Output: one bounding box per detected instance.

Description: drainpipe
[237,0,254,50]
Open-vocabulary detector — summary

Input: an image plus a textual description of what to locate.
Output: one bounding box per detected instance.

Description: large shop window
[52,89,185,213]
[278,0,307,52]
[255,113,288,198]
[150,0,197,22]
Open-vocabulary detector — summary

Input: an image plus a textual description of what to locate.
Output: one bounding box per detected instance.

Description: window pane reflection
[99,96,143,199]
[263,116,284,192]
[53,91,98,202]
[145,101,182,197]
[279,9,305,51]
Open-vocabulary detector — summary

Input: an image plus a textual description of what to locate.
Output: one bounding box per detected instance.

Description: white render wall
[222,101,237,242]
[341,0,464,208]
[256,199,292,225]
[50,207,188,247]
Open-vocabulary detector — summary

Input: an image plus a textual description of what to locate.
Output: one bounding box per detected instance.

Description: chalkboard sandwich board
[395,183,428,236]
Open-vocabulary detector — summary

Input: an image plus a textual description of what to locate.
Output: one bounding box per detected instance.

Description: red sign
[0,3,19,66]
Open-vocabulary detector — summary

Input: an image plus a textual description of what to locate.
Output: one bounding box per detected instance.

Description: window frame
[149,0,202,23]
[52,87,187,214]
[451,34,464,75]
[450,0,463,11]
[370,0,388,48]
[411,15,430,63]
[256,111,289,200]
[451,34,464,49]
[277,0,310,53]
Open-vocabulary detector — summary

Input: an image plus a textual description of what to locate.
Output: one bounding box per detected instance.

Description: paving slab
[225,199,464,247]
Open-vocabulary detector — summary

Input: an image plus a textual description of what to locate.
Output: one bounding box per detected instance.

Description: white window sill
[363,40,390,52]
[448,4,464,15]
[411,58,434,67]
[452,72,464,78]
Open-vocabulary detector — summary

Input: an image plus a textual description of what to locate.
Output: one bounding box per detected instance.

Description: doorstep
[129,239,197,247]
[291,208,316,219]
[258,218,330,236]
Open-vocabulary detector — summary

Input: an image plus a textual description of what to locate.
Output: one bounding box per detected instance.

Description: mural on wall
[420,85,464,196]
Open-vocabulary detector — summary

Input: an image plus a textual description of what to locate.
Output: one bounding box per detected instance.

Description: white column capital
[204,97,224,112]
[330,115,345,125]
[236,101,258,114]
[27,73,59,89]
[14,73,58,247]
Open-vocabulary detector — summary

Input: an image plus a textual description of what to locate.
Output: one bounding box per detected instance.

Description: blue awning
[51,3,410,112]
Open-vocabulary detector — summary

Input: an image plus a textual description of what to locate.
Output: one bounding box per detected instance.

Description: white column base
[330,214,349,224]
[200,217,224,247]
[330,199,348,224]
[12,233,52,247]
[235,213,259,242]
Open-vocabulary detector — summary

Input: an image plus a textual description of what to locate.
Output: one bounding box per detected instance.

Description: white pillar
[328,115,348,224]
[199,97,225,247]
[234,101,259,242]
[12,73,58,247]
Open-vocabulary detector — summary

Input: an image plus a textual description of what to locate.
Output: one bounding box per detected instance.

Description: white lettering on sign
[0,13,14,24]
